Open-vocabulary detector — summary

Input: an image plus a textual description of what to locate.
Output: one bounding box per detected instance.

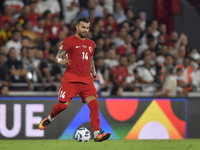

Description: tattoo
[58,49,67,59]
[90,59,94,73]
[90,67,94,73]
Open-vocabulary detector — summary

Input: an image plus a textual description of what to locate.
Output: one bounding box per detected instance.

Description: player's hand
[60,59,70,66]
[92,73,99,81]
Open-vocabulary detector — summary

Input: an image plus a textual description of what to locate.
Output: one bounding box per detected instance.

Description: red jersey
[59,35,95,84]
[117,45,136,56]
[48,24,61,39]
[110,65,129,84]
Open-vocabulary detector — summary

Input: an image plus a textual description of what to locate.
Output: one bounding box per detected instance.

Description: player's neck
[75,33,86,40]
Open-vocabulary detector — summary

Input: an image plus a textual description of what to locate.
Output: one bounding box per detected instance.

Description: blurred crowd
[0,0,200,96]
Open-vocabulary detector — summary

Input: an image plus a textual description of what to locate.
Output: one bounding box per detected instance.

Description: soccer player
[38,17,111,142]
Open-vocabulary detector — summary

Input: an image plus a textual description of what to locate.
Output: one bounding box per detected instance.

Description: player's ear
[75,24,78,30]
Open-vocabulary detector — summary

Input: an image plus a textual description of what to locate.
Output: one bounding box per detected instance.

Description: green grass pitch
[0,139,200,150]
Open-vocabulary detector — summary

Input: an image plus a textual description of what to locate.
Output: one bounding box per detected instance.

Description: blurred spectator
[127,53,137,75]
[174,56,194,95]
[176,46,186,64]
[14,22,23,32]
[0,45,7,56]
[95,0,113,16]
[104,14,119,34]
[6,47,34,90]
[134,17,142,30]
[111,26,126,48]
[17,5,31,25]
[6,30,21,60]
[151,19,159,44]
[39,51,61,90]
[156,45,168,64]
[104,37,111,50]
[20,46,28,60]
[155,65,177,97]
[21,36,32,48]
[113,1,126,24]
[94,56,108,95]
[125,8,134,25]
[137,54,157,92]
[95,37,105,53]
[131,29,140,49]
[104,49,119,69]
[28,1,40,27]
[191,52,200,70]
[62,0,79,25]
[3,0,24,22]
[0,85,9,95]
[167,31,178,47]
[21,20,38,42]
[21,47,47,88]
[37,0,61,16]
[110,55,131,95]
[48,16,61,46]
[0,6,13,27]
[155,34,166,53]
[0,21,12,46]
[32,17,45,37]
[191,59,200,91]
[43,10,52,28]
[137,34,154,59]
[175,68,187,96]
[139,11,146,31]
[175,33,188,50]
[92,23,102,41]
[78,0,101,18]
[159,24,170,44]
[0,53,11,86]
[117,34,135,56]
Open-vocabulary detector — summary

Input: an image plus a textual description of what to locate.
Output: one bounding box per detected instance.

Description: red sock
[87,99,100,132]
[50,102,68,118]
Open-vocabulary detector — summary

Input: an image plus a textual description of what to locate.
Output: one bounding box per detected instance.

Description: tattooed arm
[55,49,70,65]
[90,56,99,81]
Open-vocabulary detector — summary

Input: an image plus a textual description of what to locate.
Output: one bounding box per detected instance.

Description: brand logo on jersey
[82,45,87,48]
[59,45,63,50]
[89,46,93,53]
[76,46,81,48]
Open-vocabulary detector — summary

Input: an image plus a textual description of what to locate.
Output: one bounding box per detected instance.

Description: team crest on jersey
[89,46,93,53]
[59,45,63,50]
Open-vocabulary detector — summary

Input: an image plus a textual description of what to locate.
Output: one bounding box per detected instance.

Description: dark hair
[177,68,182,72]
[184,56,191,61]
[165,54,174,60]
[76,17,90,25]
[166,65,174,74]
[12,30,20,35]
[37,17,44,22]
[42,10,51,18]
[3,20,11,25]
[22,36,31,41]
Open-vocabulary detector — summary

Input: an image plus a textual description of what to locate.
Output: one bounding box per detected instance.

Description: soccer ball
[75,127,91,142]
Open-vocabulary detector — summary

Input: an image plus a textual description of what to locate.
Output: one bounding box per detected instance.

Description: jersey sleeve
[59,38,71,52]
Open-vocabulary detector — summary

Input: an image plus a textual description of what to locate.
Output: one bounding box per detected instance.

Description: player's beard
[78,30,87,38]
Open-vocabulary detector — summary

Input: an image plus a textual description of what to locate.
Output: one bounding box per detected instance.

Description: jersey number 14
[82,52,88,60]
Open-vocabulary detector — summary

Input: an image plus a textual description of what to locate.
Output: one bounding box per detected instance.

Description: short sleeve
[91,41,95,56]
[165,78,172,90]
[59,38,70,52]
[40,61,47,69]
